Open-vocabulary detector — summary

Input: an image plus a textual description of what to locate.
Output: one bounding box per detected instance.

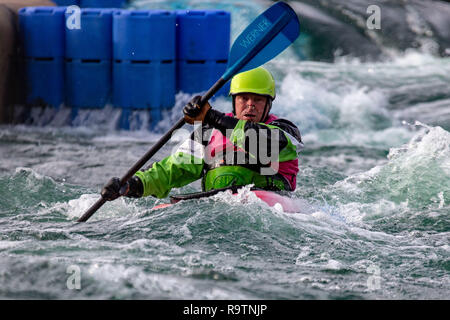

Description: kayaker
[101,67,304,201]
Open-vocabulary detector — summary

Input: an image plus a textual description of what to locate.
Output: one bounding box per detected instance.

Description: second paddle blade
[225,2,300,79]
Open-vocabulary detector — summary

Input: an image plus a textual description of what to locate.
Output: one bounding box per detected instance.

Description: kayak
[151,186,303,213]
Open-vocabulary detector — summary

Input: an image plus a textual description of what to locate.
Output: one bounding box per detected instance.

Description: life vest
[201,113,299,191]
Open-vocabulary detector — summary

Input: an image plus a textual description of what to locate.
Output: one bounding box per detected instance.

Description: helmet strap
[261,98,272,122]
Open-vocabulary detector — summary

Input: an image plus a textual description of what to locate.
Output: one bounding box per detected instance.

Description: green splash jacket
[134,111,303,198]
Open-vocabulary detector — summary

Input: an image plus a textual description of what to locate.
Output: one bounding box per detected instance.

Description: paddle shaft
[77,78,227,222]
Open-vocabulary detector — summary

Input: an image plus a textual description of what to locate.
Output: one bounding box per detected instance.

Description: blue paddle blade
[222,1,300,81]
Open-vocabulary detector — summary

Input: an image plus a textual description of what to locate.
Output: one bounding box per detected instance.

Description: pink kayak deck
[151,190,299,213]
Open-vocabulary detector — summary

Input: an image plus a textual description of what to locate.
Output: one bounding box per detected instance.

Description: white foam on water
[269,62,419,149]
[14,167,46,180]
[276,49,450,149]
[337,199,409,224]
[91,129,161,144]
[0,240,29,250]
[275,69,339,132]
[210,185,261,206]
[330,123,450,220]
[387,122,450,164]
[65,193,134,221]
[83,262,249,299]
[303,125,415,150]
[11,167,60,196]
[272,202,283,212]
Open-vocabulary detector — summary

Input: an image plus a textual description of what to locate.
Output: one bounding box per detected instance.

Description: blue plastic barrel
[176,10,230,61]
[113,10,176,61]
[113,60,175,110]
[177,60,229,96]
[65,59,111,108]
[65,9,113,60]
[80,0,126,8]
[24,58,65,108]
[53,0,80,6]
[18,7,66,58]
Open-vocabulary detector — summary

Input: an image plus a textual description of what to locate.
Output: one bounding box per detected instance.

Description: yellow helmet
[229,67,276,100]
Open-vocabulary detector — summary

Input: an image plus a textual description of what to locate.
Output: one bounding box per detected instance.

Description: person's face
[234,93,268,122]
